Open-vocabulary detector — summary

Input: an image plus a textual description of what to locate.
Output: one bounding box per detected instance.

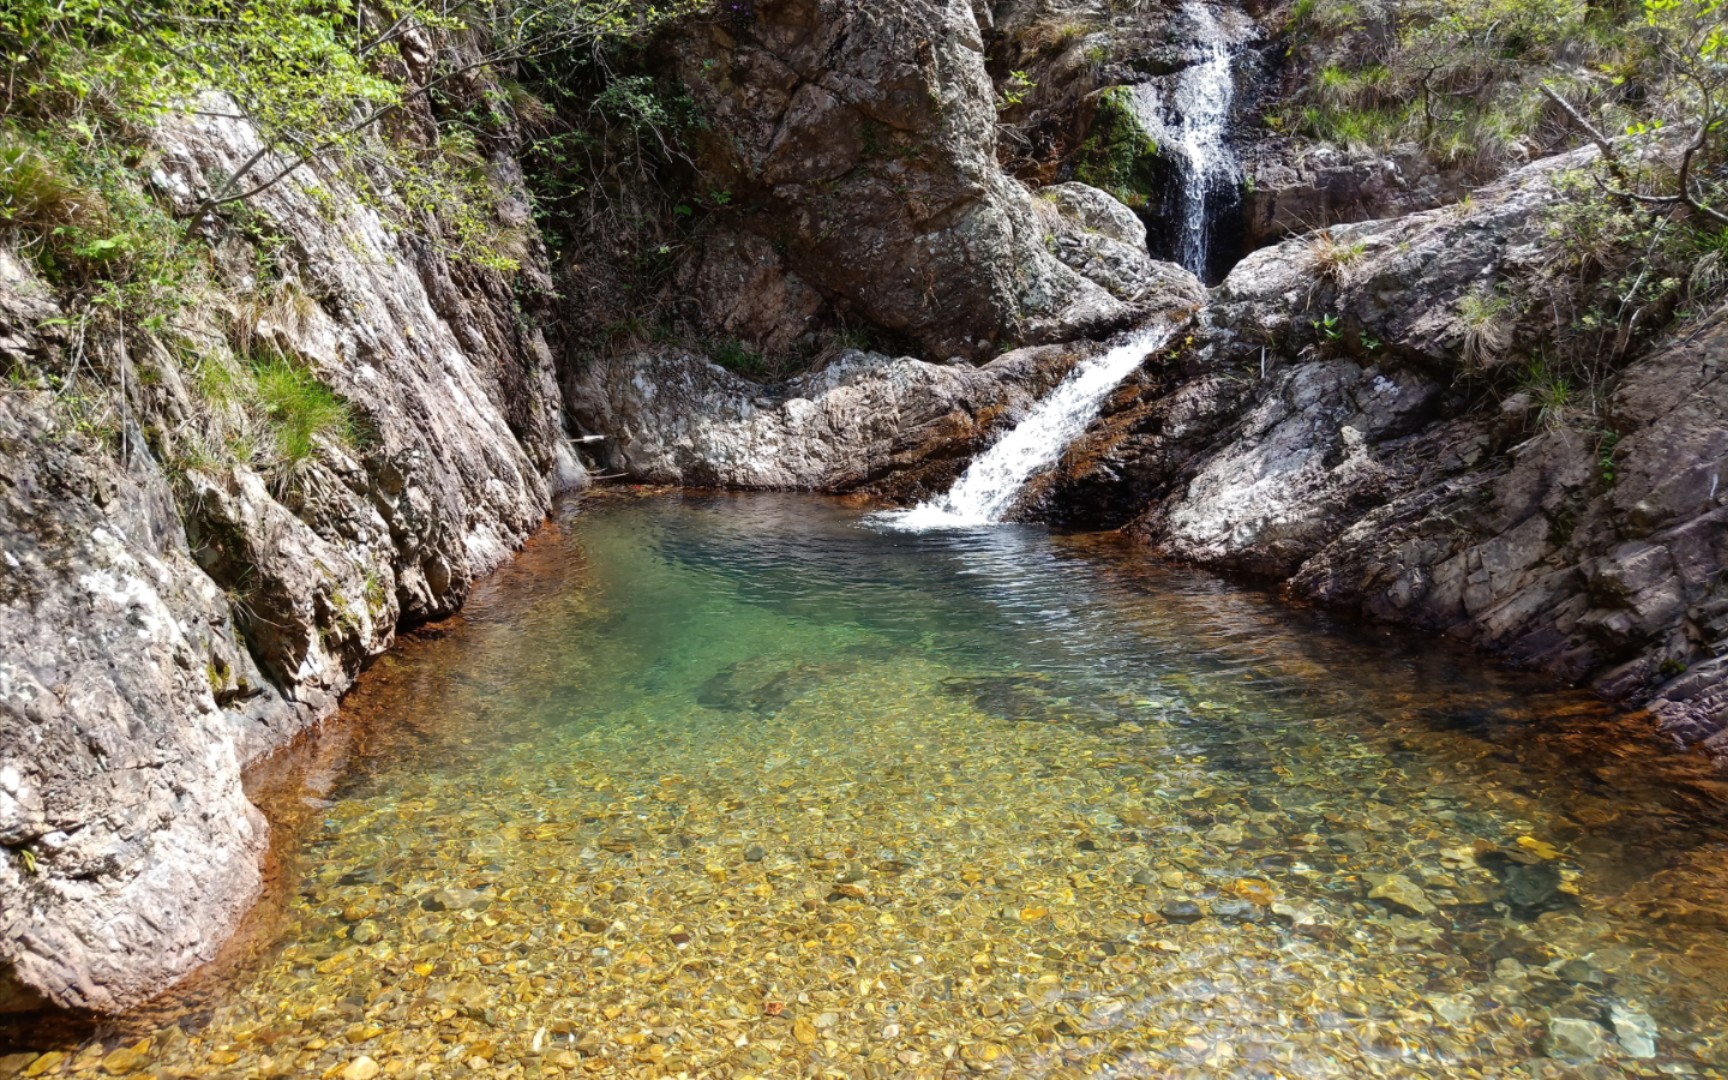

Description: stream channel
[13,492,1728,1078]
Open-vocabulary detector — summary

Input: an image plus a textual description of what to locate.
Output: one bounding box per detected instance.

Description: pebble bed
[6,492,1728,1079]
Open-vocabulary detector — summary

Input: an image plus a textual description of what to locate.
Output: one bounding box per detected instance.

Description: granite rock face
[567,342,1085,490]
[1035,146,1728,751]
[1241,141,1474,247]
[0,83,581,1012]
[666,0,1148,359]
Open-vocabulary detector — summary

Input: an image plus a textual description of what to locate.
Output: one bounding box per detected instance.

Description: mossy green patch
[1075,87,1162,211]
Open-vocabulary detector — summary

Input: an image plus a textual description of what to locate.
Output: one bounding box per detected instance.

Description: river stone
[1544,1017,1610,1061]
[1211,899,1262,923]
[1159,900,1206,924]
[1557,958,1609,987]
[1610,1002,1659,1059]
[1205,822,1245,846]
[1368,874,1436,916]
[339,1056,381,1080]
[1427,994,1475,1026]
[1503,863,1563,911]
[744,844,766,863]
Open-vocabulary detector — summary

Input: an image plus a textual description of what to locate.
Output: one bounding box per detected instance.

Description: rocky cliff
[0,90,581,1012]
[658,0,1179,359]
[1027,148,1728,756]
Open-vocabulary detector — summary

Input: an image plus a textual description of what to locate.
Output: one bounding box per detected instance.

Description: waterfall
[1128,2,1240,278]
[871,328,1172,531]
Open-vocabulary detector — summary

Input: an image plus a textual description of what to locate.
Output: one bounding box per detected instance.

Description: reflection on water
[7,492,1728,1079]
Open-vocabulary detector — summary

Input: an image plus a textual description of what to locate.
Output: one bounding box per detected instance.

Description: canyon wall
[0,89,580,1012]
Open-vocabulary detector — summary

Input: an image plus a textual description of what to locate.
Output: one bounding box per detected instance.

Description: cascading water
[871,327,1172,531]
[1129,2,1240,278]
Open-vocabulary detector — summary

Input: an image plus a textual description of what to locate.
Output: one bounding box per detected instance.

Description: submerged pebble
[12,496,1728,1078]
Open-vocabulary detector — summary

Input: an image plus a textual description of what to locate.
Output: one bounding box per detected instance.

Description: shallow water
[11,492,1728,1079]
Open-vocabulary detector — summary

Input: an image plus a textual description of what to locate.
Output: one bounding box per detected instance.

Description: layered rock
[567,232,1203,492]
[665,0,1149,359]
[568,342,1085,491]
[0,88,581,1012]
[1035,146,1728,752]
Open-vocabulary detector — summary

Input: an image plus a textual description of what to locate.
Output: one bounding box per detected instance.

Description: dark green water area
[11,492,1728,1078]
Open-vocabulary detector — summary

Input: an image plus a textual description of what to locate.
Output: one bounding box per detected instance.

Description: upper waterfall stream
[1130,1,1241,278]
[872,327,1171,531]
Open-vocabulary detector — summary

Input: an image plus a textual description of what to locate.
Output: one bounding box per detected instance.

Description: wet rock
[1447,881,1506,906]
[1427,994,1475,1026]
[99,1044,151,1076]
[1610,1002,1659,1059]
[421,885,488,912]
[1368,874,1436,916]
[1159,900,1206,924]
[1543,1017,1610,1062]
[339,1056,381,1080]
[744,844,766,863]
[1204,822,1244,846]
[1556,958,1609,988]
[1210,899,1262,923]
[1502,863,1564,912]
[568,344,1068,490]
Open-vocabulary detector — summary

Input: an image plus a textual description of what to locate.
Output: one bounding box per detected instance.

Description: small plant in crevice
[1596,429,1621,486]
[1521,357,1577,431]
[711,337,769,378]
[1458,288,1514,372]
[1311,230,1367,287]
[1311,312,1344,342]
[996,70,1039,111]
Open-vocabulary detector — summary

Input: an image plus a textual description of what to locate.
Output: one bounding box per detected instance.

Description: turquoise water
[9,492,1728,1078]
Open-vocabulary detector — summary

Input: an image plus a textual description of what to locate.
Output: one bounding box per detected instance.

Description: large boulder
[1032,144,1728,751]
[666,0,1158,358]
[566,341,1089,490]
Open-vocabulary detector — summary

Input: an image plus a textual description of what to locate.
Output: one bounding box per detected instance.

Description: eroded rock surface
[666,0,1147,358]
[567,342,1085,491]
[1035,146,1728,751]
[0,83,581,1012]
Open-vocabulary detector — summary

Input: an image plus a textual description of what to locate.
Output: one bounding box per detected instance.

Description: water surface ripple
[17,493,1728,1079]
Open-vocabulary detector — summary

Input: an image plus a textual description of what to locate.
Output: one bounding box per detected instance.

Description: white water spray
[1128,2,1239,276]
[872,328,1172,531]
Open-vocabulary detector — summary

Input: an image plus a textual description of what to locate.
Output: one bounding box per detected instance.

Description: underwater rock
[1502,863,1564,912]
[1368,875,1436,917]
[1543,1017,1610,1062]
[1610,1002,1659,1059]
